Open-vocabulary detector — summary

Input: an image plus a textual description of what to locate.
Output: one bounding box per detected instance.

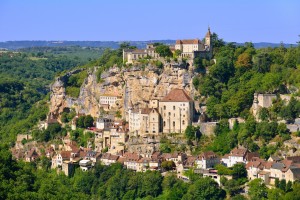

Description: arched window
[182,120,185,125]
[163,121,166,127]
[164,106,166,110]
[173,121,175,127]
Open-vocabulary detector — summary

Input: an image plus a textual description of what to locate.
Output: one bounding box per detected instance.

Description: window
[173,106,175,110]
[182,120,185,125]
[173,121,175,127]
[174,113,175,117]
[163,121,166,127]
[164,105,166,110]
[168,112,171,116]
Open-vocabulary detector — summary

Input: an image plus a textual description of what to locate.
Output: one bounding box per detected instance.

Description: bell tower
[205,26,212,48]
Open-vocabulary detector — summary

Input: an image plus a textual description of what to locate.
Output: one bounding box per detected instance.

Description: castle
[123,27,213,64]
[175,27,212,59]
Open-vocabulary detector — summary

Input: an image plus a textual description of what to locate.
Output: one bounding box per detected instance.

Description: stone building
[159,88,194,133]
[252,93,277,120]
[123,44,159,64]
[175,27,212,59]
[99,94,121,108]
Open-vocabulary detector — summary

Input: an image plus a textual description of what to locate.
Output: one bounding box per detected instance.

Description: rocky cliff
[49,62,199,120]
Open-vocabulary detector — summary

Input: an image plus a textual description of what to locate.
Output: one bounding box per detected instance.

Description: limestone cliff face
[50,78,66,118]
[49,63,198,119]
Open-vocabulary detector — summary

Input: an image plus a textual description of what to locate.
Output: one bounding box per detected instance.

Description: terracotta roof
[117,157,125,164]
[141,108,158,115]
[246,152,260,161]
[124,152,141,161]
[185,156,197,166]
[199,151,218,159]
[287,156,300,163]
[230,148,248,157]
[101,153,119,161]
[160,89,193,102]
[262,161,273,169]
[60,151,71,159]
[176,39,201,45]
[222,154,229,159]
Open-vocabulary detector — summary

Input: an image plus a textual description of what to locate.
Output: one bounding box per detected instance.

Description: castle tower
[204,26,213,59]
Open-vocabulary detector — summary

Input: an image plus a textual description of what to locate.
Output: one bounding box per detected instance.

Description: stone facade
[175,27,212,59]
[159,89,194,133]
[123,44,160,64]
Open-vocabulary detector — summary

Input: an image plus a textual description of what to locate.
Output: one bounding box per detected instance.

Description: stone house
[100,153,119,166]
[85,150,102,165]
[128,107,160,136]
[159,88,194,133]
[123,44,159,64]
[195,151,220,169]
[161,152,187,165]
[140,108,160,135]
[25,148,39,162]
[52,151,71,168]
[123,152,142,170]
[221,147,249,167]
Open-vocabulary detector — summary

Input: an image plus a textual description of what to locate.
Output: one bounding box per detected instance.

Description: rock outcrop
[49,63,199,119]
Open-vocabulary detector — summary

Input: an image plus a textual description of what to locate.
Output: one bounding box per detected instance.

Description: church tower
[205,26,212,49]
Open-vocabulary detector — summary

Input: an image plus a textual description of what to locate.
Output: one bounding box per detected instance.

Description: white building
[195,151,220,169]
[221,147,248,167]
[99,94,121,107]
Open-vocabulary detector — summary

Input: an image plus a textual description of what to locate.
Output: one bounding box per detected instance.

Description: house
[100,153,119,166]
[85,150,102,165]
[96,117,113,130]
[161,152,187,165]
[123,152,142,170]
[195,151,220,169]
[52,151,71,168]
[79,159,92,171]
[25,148,39,162]
[221,147,248,167]
[159,88,194,133]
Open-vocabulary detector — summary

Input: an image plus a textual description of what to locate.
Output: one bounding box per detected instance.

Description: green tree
[84,115,94,128]
[155,45,172,57]
[183,177,226,200]
[248,179,267,200]
[232,163,247,179]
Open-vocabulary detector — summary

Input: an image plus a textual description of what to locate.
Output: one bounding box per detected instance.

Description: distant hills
[0,40,297,50]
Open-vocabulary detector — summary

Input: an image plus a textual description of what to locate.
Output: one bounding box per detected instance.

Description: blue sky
[0,0,299,43]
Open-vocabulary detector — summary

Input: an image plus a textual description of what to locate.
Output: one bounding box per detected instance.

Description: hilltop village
[10,28,300,191]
